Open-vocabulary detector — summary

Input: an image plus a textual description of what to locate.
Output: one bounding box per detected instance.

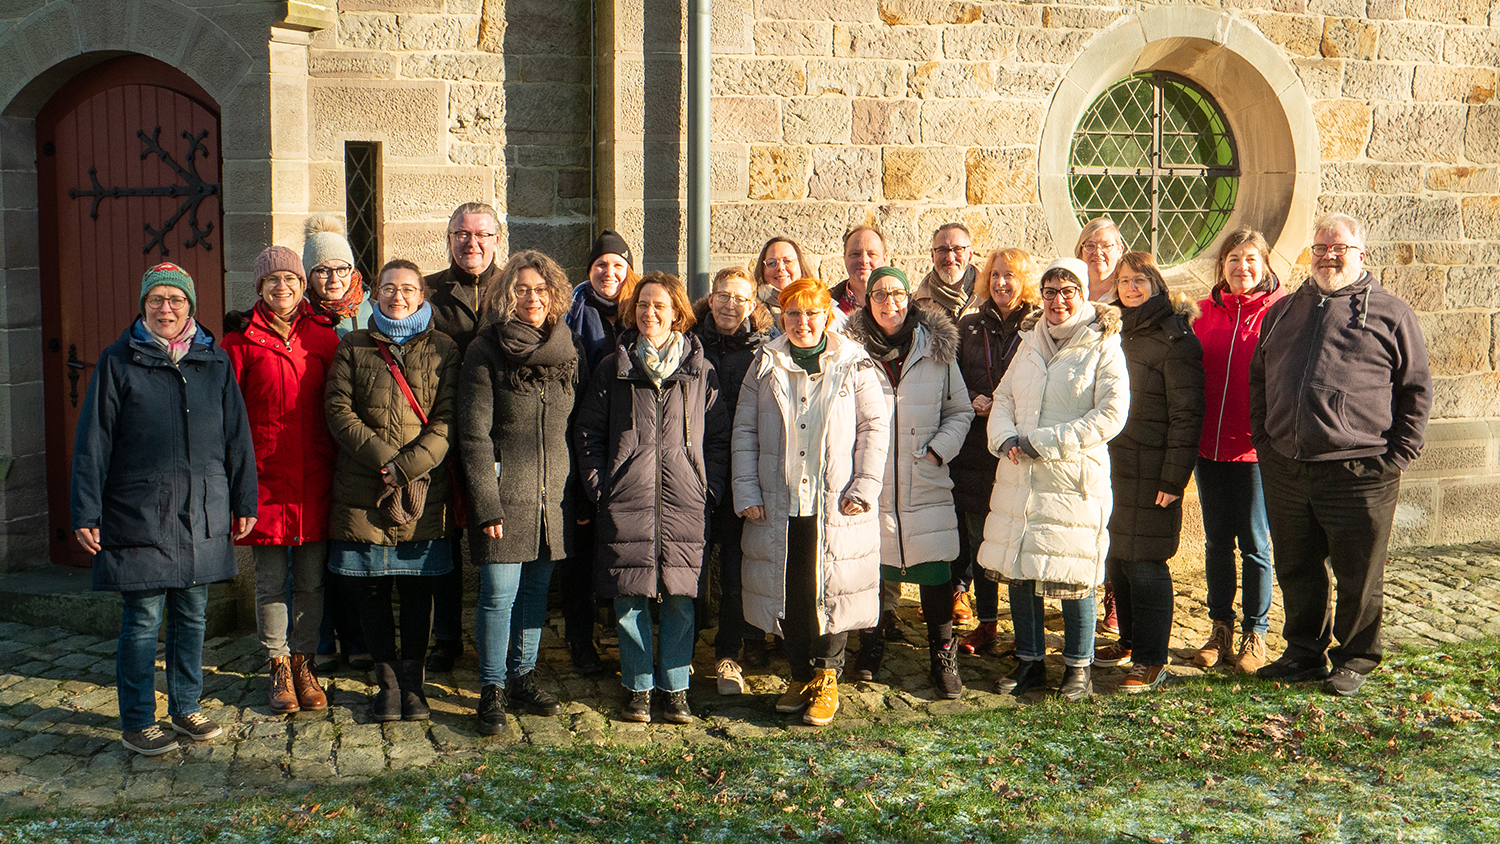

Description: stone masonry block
[1413,66,1496,105]
[1340,62,1412,102]
[942,25,1017,62]
[852,98,920,145]
[308,163,344,212]
[1378,265,1444,312]
[878,0,981,26]
[713,0,754,55]
[1313,99,1372,161]
[1431,373,1500,420]
[1467,106,1500,164]
[23,4,77,75]
[311,80,446,161]
[1408,0,1491,26]
[1427,165,1498,194]
[1320,18,1378,60]
[1305,0,1364,14]
[1377,21,1445,62]
[1243,12,1322,57]
[710,201,851,256]
[758,0,879,22]
[883,147,964,202]
[806,59,908,97]
[909,61,996,99]
[342,0,444,9]
[711,57,806,98]
[981,4,1041,27]
[833,24,941,61]
[808,147,881,202]
[1292,58,1345,100]
[710,144,750,201]
[1390,482,1434,548]
[1418,242,1500,266]
[782,97,851,144]
[995,64,1062,101]
[711,97,781,143]
[75,0,131,53]
[1446,265,1500,310]
[921,100,1041,147]
[396,13,480,52]
[966,147,1037,206]
[1463,196,1500,241]
[312,52,399,78]
[1362,0,1402,20]
[1435,481,1500,545]
[748,146,810,200]
[383,166,495,221]
[1367,104,1466,164]
[1419,311,1491,377]
[1040,4,1121,29]
[402,54,504,82]
[1445,28,1499,67]
[1320,163,1422,195]
[754,21,833,56]
[505,82,590,146]
[339,13,401,51]
[383,221,458,273]
[1014,28,1090,63]
[1319,193,1463,242]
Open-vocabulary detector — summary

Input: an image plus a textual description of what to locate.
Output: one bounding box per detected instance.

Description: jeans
[1008,581,1096,667]
[706,509,747,659]
[782,516,847,682]
[252,543,326,659]
[117,586,208,731]
[615,595,695,693]
[958,512,997,622]
[1105,557,1173,665]
[1195,458,1274,634]
[1259,449,1400,675]
[476,546,557,688]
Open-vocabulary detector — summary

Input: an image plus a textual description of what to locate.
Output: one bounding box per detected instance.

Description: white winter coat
[976,304,1129,588]
[732,332,891,636]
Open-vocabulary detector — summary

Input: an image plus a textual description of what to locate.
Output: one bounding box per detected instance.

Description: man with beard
[1249,212,1431,697]
[913,223,980,321]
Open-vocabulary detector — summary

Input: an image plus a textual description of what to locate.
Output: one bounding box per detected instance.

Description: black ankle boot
[929,639,963,700]
[370,662,402,722]
[1060,664,1093,702]
[477,684,507,736]
[995,659,1048,696]
[396,659,430,721]
[853,630,885,681]
[509,671,561,716]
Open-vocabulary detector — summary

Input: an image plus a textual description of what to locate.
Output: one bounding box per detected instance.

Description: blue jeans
[615,595,695,693]
[1195,458,1274,634]
[476,548,556,688]
[117,586,208,731]
[1008,581,1096,667]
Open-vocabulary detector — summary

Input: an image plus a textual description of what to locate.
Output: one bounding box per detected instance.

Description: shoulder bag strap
[375,340,428,426]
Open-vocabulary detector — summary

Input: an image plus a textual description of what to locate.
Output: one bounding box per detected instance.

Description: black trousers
[353,575,435,663]
[782,516,847,683]
[430,536,465,646]
[561,520,598,647]
[1104,557,1173,665]
[1259,448,1401,675]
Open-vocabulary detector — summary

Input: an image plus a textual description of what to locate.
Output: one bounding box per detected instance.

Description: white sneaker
[716,658,746,695]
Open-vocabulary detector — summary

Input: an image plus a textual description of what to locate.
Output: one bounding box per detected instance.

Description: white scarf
[1037,301,1096,364]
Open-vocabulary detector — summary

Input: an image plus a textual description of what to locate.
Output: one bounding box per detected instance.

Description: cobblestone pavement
[3,542,1498,813]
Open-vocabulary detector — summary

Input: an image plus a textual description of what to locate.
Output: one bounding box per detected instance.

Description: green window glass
[1070,72,1239,266]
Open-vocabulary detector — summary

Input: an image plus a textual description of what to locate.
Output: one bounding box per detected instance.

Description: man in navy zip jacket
[1248,212,1432,697]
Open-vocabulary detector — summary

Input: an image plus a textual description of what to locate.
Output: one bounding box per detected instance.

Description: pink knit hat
[253,246,306,293]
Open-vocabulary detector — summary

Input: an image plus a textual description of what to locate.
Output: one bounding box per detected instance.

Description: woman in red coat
[223,246,341,715]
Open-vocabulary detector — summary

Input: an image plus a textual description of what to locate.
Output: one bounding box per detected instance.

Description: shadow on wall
[639,0,684,275]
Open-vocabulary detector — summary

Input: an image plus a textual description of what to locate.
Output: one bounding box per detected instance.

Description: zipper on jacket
[654,385,667,601]
[538,388,548,534]
[1292,295,1330,460]
[1210,297,1241,461]
[891,383,908,574]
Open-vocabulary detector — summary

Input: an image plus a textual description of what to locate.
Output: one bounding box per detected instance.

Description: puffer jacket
[222,301,340,546]
[71,321,257,592]
[457,319,587,564]
[1107,293,1206,562]
[732,332,891,636]
[952,300,1041,514]
[691,296,775,412]
[575,331,731,600]
[1194,277,1285,462]
[566,282,625,373]
[842,306,974,571]
[426,261,501,355]
[324,325,462,544]
[977,304,1130,587]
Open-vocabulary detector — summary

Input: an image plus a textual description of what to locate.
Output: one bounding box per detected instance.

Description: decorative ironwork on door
[68,126,222,256]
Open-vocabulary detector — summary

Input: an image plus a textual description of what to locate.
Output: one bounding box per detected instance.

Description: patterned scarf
[311,271,367,321]
[637,331,685,387]
[135,316,199,363]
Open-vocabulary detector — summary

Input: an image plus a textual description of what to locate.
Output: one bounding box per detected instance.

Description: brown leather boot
[290,653,328,711]
[268,655,299,714]
[1193,620,1234,668]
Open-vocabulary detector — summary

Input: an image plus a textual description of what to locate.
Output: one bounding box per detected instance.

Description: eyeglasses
[262,274,302,288]
[783,309,826,323]
[931,245,971,257]
[711,292,753,307]
[1311,244,1359,257]
[449,231,497,242]
[764,258,797,268]
[514,285,549,299]
[145,295,190,310]
[869,289,909,305]
[1041,287,1082,301]
[1081,241,1119,255]
[378,285,424,299]
[310,265,354,279]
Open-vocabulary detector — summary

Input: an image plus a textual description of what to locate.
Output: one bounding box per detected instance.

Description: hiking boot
[169,712,222,741]
[291,653,327,711]
[996,659,1048,696]
[662,690,693,724]
[1235,631,1268,674]
[1099,583,1119,636]
[509,671,561,716]
[396,660,430,721]
[621,689,652,723]
[952,590,975,625]
[1257,655,1330,683]
[929,639,963,700]
[853,631,885,681]
[426,640,461,673]
[1094,642,1133,668]
[1119,664,1168,694]
[958,620,999,655]
[1193,620,1234,668]
[369,662,402,722]
[1322,667,1367,697]
[1059,665,1093,701]
[570,641,606,676]
[716,658,747,695]
[268,655,299,714]
[122,725,179,757]
[776,680,814,714]
[742,638,770,669]
[477,684,508,736]
[802,669,840,726]
[879,609,903,642]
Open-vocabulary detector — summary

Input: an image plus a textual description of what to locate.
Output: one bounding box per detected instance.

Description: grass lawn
[7,639,1498,844]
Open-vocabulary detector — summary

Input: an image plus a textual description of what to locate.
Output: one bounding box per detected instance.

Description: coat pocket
[100,476,165,547]
[203,467,231,538]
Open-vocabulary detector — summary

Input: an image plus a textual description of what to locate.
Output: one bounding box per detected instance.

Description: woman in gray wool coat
[457,250,586,736]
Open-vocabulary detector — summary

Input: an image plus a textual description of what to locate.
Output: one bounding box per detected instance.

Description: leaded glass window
[345,142,380,281]
[1070,73,1239,265]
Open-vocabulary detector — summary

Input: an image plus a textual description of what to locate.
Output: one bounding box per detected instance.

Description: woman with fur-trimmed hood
[842,266,975,699]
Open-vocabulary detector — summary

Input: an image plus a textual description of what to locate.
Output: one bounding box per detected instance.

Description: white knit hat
[302,214,356,271]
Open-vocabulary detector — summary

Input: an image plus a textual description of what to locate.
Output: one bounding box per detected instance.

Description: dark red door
[37,56,225,566]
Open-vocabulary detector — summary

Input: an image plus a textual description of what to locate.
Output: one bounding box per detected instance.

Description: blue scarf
[371,301,432,345]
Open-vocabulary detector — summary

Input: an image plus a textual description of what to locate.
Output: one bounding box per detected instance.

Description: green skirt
[880,559,951,586]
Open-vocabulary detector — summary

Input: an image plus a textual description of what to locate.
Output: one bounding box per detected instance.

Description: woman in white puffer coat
[977,257,1129,702]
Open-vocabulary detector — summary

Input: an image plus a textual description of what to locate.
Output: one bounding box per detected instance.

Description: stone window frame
[1038,7,1320,287]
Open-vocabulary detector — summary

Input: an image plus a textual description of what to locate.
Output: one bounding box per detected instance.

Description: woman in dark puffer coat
[575,272,731,725]
[1096,252,1205,693]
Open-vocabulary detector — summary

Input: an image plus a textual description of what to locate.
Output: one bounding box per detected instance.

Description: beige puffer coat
[976,304,1129,587]
[732,332,890,636]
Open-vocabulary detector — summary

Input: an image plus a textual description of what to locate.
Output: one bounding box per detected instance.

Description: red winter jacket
[223,300,340,545]
[1194,279,1286,462]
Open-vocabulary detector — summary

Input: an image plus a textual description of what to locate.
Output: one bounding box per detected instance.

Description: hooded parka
[952,300,1041,514]
[575,331,731,600]
[324,326,462,544]
[732,332,891,636]
[1107,293,1206,562]
[222,301,340,546]
[71,322,258,592]
[977,304,1129,588]
[1194,278,1286,462]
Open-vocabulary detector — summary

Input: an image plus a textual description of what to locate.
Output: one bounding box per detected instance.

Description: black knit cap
[587,229,633,269]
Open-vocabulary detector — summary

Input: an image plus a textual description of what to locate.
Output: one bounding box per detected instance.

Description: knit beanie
[1042,257,1091,288]
[587,230,633,269]
[253,246,306,293]
[139,262,196,316]
[867,265,910,291]
[302,214,357,272]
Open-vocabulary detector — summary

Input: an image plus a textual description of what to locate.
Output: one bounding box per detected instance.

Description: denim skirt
[328,538,454,577]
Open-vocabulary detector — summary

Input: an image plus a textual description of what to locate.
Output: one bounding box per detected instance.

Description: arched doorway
[36,55,225,566]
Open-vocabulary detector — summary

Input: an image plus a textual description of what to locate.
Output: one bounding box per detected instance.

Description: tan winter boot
[1234,631,1268,674]
[1193,620,1234,668]
[802,669,840,726]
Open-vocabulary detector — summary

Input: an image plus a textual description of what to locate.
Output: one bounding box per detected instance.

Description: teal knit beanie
[140,262,197,316]
[867,265,910,291]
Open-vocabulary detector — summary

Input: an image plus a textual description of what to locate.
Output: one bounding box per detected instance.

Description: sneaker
[1099,584,1119,636]
[170,712,222,741]
[1193,620,1234,668]
[509,671,561,717]
[1094,642,1133,668]
[1235,631,1268,674]
[929,640,963,700]
[662,690,693,724]
[802,670,840,726]
[621,689,651,723]
[122,725,180,756]
[1323,667,1367,697]
[958,620,999,655]
[951,590,975,625]
[477,685,508,736]
[716,658,747,695]
[1257,655,1330,683]
[853,634,885,682]
[1118,664,1168,694]
[776,680,814,714]
[741,638,770,669]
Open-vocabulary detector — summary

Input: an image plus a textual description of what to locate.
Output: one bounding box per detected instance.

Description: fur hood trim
[1172,293,1201,325]
[691,295,775,335]
[1093,301,1122,338]
[841,303,959,366]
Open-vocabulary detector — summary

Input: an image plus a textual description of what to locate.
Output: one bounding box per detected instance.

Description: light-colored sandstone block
[1445,27,1500,67]
[383,166,495,221]
[909,61,996,99]
[757,0,879,23]
[966,147,1037,206]
[1377,21,1445,62]
[312,80,447,161]
[1467,106,1499,164]
[943,24,1017,62]
[981,4,1041,27]
[883,147,964,202]
[833,24,941,61]
[1462,195,1500,240]
[1320,163,1423,195]
[709,200,852,256]
[878,0,981,26]
[1368,104,1466,164]
[808,147,881,202]
[397,13,479,51]
[782,97,852,144]
[754,20,833,56]
[994,64,1061,100]
[1313,99,1372,161]
[1426,165,1498,194]
[1041,4,1123,30]
[1408,0,1491,26]
[806,59,908,97]
[402,53,506,82]
[920,100,1041,147]
[1445,264,1500,310]
[852,98,920,145]
[711,97,782,143]
[1292,58,1344,100]
[339,12,400,51]
[714,0,755,55]
[1419,313,1491,377]
[311,51,398,78]
[1380,265,1445,312]
[711,57,806,98]
[1013,27,1091,63]
[1242,12,1322,57]
[1413,66,1496,105]
[711,144,750,201]
[1320,18,1378,60]
[1340,62,1412,101]
[748,146,810,200]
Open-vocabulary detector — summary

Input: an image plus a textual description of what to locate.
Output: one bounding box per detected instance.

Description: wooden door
[36,56,225,566]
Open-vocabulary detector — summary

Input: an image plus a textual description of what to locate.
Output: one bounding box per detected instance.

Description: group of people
[69,203,1431,756]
